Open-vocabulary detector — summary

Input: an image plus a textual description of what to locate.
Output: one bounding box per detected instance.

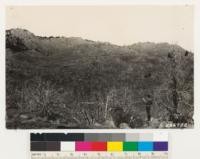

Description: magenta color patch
[75,142,92,151]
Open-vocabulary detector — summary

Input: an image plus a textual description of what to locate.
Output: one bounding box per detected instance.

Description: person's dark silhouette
[143,95,153,122]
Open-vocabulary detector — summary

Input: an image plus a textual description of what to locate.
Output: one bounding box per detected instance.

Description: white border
[0,0,200,158]
[1,0,196,5]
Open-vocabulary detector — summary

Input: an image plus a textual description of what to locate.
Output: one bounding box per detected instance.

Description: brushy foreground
[6,29,194,129]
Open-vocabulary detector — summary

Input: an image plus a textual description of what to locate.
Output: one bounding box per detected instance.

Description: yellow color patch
[107,142,123,151]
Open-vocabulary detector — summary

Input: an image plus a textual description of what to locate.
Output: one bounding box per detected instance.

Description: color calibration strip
[31,141,168,152]
[31,133,168,159]
[31,133,168,152]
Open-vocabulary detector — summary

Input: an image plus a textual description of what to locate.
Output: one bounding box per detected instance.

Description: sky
[6,5,194,51]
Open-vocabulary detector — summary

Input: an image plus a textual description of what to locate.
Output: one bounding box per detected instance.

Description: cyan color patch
[138,142,153,151]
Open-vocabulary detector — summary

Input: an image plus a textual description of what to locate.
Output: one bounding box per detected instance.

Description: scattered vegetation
[6,29,194,129]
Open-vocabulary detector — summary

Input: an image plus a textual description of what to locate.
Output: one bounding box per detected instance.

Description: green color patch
[123,142,138,151]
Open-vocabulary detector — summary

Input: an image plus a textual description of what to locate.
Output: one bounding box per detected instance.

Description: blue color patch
[138,142,153,151]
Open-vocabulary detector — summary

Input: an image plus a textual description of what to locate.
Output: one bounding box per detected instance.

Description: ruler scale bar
[31,151,168,159]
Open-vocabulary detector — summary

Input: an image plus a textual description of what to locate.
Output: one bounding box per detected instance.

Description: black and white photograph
[6,5,194,129]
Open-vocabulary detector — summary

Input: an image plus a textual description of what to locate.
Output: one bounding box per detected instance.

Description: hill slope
[6,28,194,129]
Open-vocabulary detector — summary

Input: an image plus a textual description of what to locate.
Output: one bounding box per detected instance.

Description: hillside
[6,28,194,129]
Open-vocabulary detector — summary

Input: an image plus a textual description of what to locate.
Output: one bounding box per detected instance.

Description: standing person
[142,94,153,122]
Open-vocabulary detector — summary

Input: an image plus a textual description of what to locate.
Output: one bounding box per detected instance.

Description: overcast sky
[6,5,193,51]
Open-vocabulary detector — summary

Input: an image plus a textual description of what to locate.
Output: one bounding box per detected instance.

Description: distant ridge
[6,28,189,54]
[6,28,193,129]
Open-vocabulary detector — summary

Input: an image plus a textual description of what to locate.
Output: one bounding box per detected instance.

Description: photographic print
[6,6,194,129]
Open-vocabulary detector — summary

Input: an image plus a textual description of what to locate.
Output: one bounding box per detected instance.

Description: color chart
[31,133,168,159]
